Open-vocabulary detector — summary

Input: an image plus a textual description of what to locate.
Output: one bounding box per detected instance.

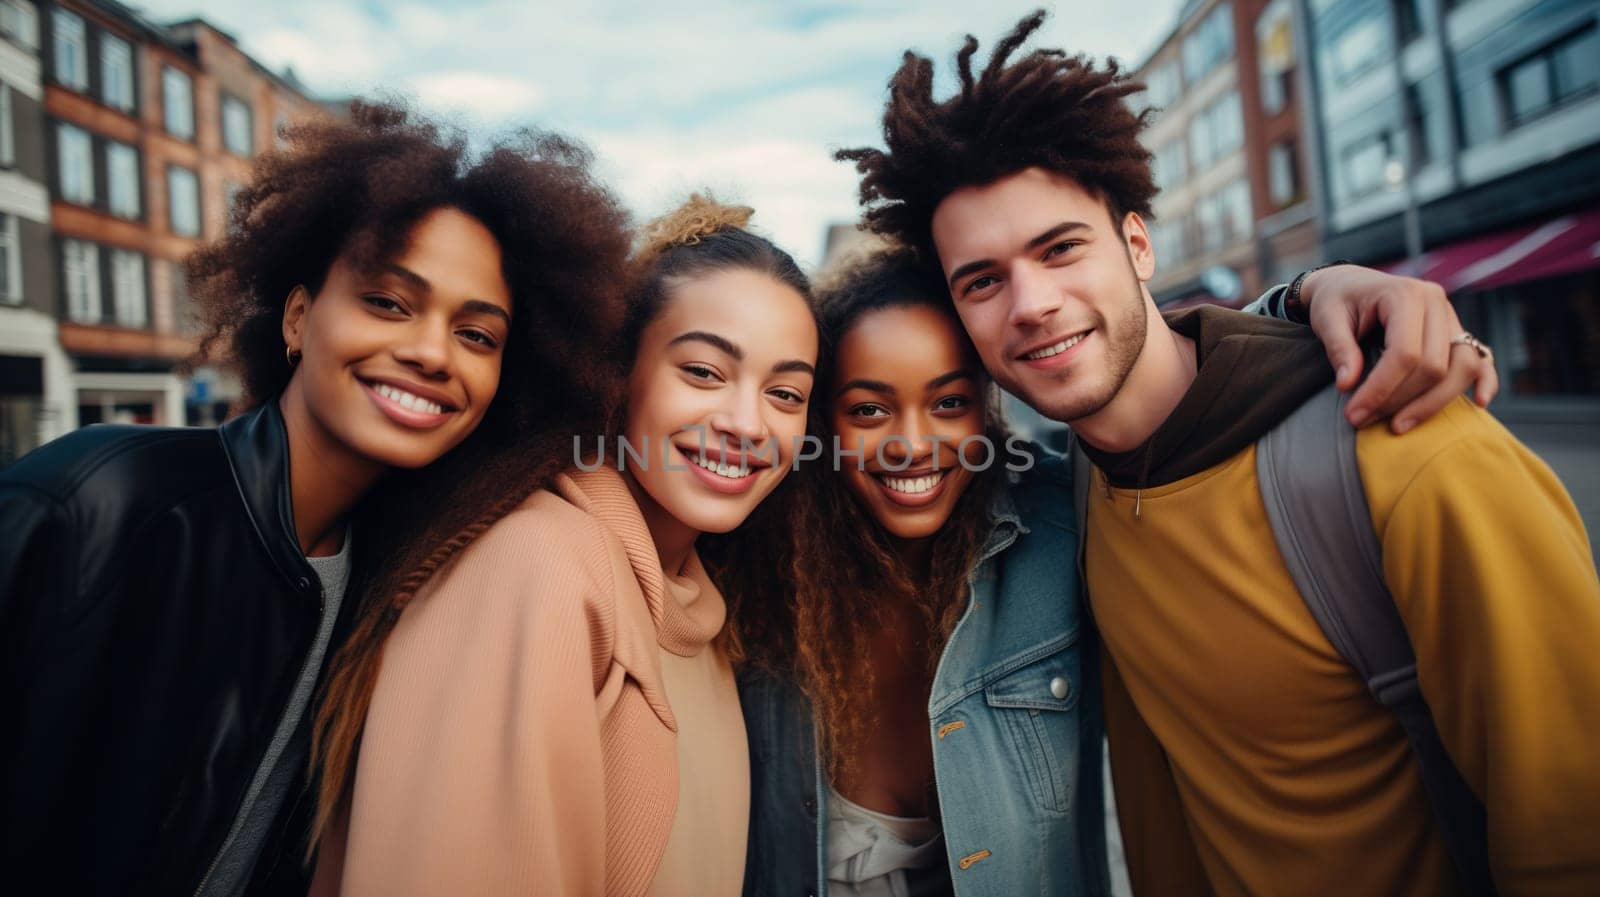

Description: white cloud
[408,71,544,122]
[592,129,860,269]
[242,4,395,87]
[130,0,1189,265]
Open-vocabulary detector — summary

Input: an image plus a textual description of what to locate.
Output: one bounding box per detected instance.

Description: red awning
[1382,206,1600,293]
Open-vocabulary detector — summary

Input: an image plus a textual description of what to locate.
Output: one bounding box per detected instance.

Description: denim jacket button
[1049,676,1069,699]
[803,797,817,816]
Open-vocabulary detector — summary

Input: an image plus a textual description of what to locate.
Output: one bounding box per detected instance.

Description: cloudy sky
[133,0,1184,267]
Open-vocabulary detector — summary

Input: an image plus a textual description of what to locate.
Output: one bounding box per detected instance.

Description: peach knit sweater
[318,466,734,897]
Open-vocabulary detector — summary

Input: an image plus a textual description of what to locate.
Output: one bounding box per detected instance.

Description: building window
[107,141,140,219]
[1394,0,1424,45]
[1501,27,1600,127]
[62,239,101,323]
[1187,89,1243,173]
[1405,82,1443,167]
[0,83,13,167]
[1494,272,1600,397]
[0,213,20,305]
[1182,2,1234,85]
[167,165,200,236]
[100,32,135,112]
[1195,192,1222,253]
[274,110,290,149]
[1505,56,1553,122]
[110,249,146,327]
[1259,62,1292,117]
[1332,17,1385,85]
[1269,141,1299,207]
[1220,179,1251,244]
[1553,26,1600,97]
[1257,0,1295,116]
[56,122,94,204]
[1342,132,1392,198]
[1153,138,1188,191]
[1196,179,1252,252]
[0,1,39,50]
[162,67,195,139]
[1143,61,1182,113]
[1151,214,1188,267]
[222,95,253,156]
[52,7,87,90]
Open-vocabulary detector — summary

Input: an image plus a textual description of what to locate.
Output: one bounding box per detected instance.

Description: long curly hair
[836,9,1157,261]
[722,247,1008,782]
[249,103,635,844]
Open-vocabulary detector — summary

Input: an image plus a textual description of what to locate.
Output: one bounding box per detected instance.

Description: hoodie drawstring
[1133,440,1158,520]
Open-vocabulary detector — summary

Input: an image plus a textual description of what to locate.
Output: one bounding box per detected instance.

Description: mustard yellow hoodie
[1083,308,1600,897]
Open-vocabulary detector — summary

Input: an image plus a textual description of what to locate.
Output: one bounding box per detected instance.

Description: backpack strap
[1257,383,1495,896]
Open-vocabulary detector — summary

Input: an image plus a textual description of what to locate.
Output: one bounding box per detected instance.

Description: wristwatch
[1284,260,1353,323]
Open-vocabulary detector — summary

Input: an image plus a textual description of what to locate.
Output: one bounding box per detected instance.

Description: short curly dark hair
[188,100,628,412]
[836,9,1156,263]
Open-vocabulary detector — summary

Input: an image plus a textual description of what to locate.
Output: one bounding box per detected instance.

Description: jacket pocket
[983,645,1081,815]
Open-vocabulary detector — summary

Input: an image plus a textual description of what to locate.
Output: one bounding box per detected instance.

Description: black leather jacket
[1,401,341,896]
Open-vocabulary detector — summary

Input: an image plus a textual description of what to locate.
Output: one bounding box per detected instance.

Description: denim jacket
[740,449,1110,897]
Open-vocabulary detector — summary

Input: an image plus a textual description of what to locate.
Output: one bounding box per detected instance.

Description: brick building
[34,0,322,433]
[0,0,68,465]
[1135,0,1263,308]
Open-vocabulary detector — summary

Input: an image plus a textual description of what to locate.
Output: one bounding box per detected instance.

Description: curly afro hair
[256,102,635,842]
[188,100,627,412]
[836,9,1157,263]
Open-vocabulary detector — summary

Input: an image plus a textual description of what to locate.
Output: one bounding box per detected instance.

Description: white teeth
[1024,332,1087,360]
[374,383,444,415]
[881,471,946,495]
[690,453,751,478]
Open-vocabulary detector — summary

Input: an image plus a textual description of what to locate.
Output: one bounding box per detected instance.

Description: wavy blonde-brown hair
[635,192,755,261]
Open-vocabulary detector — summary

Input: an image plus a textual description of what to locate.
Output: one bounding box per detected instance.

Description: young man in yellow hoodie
[840,12,1600,897]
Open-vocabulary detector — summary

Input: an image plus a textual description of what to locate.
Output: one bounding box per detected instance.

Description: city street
[1508,416,1600,558]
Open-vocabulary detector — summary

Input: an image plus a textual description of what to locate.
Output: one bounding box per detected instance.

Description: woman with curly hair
[312,195,818,897]
[729,246,1102,897]
[0,101,629,897]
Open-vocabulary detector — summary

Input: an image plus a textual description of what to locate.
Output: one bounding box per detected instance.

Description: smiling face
[281,206,512,473]
[930,167,1156,424]
[832,304,985,541]
[623,266,818,537]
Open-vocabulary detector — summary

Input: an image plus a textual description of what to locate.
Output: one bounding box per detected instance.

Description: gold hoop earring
[286,346,301,367]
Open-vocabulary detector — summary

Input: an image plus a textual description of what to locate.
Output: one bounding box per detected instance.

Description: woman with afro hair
[0,101,630,897]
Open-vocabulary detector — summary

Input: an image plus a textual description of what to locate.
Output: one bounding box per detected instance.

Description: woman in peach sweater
[306,195,818,897]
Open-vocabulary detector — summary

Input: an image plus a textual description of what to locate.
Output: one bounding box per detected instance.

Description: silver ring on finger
[1450,331,1491,359]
